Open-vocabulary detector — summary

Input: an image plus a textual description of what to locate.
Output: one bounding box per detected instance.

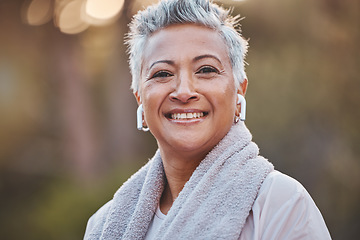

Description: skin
[135,24,248,214]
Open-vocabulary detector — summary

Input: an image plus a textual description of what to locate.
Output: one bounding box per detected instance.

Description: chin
[169,137,217,156]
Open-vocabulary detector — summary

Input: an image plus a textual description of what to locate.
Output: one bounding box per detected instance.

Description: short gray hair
[126,0,248,93]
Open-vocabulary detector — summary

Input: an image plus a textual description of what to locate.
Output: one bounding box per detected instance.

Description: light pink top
[239,171,331,239]
[145,171,331,240]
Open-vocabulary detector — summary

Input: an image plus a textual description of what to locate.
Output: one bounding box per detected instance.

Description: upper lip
[166,108,206,114]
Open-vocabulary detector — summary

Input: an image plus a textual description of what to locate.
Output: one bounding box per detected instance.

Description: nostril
[170,93,199,103]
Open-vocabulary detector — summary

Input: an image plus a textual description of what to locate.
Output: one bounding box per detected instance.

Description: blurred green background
[0,0,359,239]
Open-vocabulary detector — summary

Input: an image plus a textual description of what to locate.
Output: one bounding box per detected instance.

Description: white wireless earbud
[137,104,144,130]
[137,104,149,131]
[237,94,246,121]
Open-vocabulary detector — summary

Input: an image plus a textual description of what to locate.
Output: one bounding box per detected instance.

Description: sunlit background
[0,0,359,239]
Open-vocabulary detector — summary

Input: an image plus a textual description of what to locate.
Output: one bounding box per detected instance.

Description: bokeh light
[22,0,53,25]
[55,0,89,34]
[22,0,127,34]
[85,0,125,25]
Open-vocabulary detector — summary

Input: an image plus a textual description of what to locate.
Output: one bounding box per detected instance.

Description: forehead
[142,24,230,68]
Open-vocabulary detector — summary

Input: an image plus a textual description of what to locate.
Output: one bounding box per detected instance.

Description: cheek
[141,81,159,105]
[141,84,169,120]
[218,84,237,117]
[206,80,236,105]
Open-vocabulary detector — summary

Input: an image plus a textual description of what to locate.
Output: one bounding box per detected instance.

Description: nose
[169,73,199,103]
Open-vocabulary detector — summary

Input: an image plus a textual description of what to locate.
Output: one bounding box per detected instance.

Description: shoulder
[88,200,113,223]
[83,157,159,239]
[84,200,113,239]
[240,171,332,239]
[255,170,324,220]
[254,171,313,222]
[259,170,307,203]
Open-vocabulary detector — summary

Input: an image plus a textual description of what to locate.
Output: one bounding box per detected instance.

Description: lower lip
[167,117,205,125]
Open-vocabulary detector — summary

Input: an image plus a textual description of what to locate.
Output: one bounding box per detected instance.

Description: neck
[159,147,206,214]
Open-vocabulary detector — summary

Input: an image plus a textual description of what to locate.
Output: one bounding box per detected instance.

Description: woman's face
[138,24,244,159]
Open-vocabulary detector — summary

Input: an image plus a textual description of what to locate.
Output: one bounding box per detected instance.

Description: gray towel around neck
[84,122,274,240]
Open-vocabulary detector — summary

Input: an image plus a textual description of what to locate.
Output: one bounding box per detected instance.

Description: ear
[134,91,141,105]
[134,91,148,127]
[238,78,248,95]
[235,79,248,116]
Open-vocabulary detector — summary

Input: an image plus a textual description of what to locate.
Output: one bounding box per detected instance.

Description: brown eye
[197,66,218,74]
[196,66,219,79]
[152,71,173,79]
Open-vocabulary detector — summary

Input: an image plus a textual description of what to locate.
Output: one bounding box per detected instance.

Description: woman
[84,0,331,239]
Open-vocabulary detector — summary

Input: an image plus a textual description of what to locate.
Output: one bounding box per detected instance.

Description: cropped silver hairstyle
[126,0,249,94]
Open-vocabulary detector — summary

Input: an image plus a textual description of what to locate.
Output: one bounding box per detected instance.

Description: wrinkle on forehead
[140,24,230,81]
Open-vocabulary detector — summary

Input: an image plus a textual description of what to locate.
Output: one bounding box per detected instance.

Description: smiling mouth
[165,112,208,120]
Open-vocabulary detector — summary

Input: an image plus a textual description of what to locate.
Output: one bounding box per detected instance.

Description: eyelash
[196,66,219,74]
[148,66,219,80]
[150,71,173,79]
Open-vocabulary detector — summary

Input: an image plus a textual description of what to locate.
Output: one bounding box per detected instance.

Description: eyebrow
[193,54,222,65]
[148,54,222,70]
[149,60,175,69]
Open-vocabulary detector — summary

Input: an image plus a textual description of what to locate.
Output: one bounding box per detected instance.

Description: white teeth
[171,112,205,120]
